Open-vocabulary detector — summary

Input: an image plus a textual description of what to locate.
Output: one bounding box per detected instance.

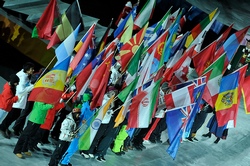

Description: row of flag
[29,0,250,160]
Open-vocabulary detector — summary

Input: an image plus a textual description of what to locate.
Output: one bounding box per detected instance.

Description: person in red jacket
[0,74,20,122]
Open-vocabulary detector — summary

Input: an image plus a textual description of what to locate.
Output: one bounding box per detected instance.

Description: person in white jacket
[0,62,34,139]
[49,108,81,166]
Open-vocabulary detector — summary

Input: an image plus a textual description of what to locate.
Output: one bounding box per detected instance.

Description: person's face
[246,42,250,49]
[27,68,35,75]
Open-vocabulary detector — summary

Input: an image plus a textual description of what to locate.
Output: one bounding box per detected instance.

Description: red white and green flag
[202,52,226,108]
[127,79,161,128]
[133,0,156,30]
[32,0,60,40]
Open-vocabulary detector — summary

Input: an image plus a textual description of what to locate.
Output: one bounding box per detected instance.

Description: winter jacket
[0,83,18,112]
[29,101,54,124]
[59,113,77,142]
[12,69,33,109]
[40,102,65,130]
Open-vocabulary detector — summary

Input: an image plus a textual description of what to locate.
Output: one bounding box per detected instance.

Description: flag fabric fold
[28,56,71,104]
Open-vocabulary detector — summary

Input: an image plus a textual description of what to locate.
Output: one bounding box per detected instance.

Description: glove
[59,98,64,103]
[70,84,76,92]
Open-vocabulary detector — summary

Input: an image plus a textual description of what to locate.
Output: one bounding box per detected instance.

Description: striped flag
[133,0,156,30]
[28,56,70,104]
[54,23,81,66]
[78,95,114,150]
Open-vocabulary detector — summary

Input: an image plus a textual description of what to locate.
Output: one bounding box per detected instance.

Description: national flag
[28,56,70,104]
[215,24,233,51]
[189,10,220,52]
[133,0,156,30]
[74,50,104,100]
[215,26,250,65]
[170,31,190,58]
[68,24,96,75]
[47,1,82,49]
[242,75,250,114]
[215,70,239,127]
[147,29,170,74]
[89,52,114,109]
[79,95,114,150]
[118,76,139,102]
[127,79,161,128]
[210,20,224,34]
[54,23,81,66]
[215,65,247,128]
[117,22,148,72]
[96,18,113,54]
[185,8,218,48]
[164,83,195,109]
[32,0,60,40]
[115,1,133,26]
[202,53,226,108]
[193,41,217,76]
[114,6,136,40]
[114,92,132,127]
[184,83,206,138]
[166,104,195,159]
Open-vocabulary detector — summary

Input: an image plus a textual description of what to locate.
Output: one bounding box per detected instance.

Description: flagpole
[34,56,57,85]
[76,0,84,28]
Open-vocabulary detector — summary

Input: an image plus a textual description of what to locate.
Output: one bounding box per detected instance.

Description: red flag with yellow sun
[117,22,148,72]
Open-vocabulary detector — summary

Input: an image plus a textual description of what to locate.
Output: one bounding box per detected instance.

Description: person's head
[246,38,250,49]
[161,82,170,93]
[106,86,118,97]
[72,107,81,122]
[82,88,93,103]
[9,74,19,86]
[23,62,35,75]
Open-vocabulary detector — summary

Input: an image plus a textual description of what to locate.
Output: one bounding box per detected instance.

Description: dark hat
[246,38,250,42]
[9,74,19,85]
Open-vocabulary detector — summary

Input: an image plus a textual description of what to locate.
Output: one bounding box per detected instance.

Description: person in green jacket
[13,101,53,159]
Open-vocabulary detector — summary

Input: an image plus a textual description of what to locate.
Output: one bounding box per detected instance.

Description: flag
[47,1,82,49]
[215,24,233,51]
[117,22,148,71]
[166,104,195,159]
[115,1,133,26]
[96,19,113,54]
[28,56,70,104]
[114,92,132,127]
[127,79,161,128]
[32,0,60,40]
[215,70,239,127]
[54,23,81,66]
[185,8,218,48]
[210,20,224,34]
[164,83,195,109]
[216,64,247,128]
[90,52,114,109]
[69,24,96,73]
[193,41,217,76]
[74,50,104,100]
[147,29,169,74]
[118,76,139,102]
[242,75,250,114]
[79,96,114,150]
[202,53,226,107]
[133,0,156,30]
[215,26,250,65]
[170,31,190,58]
[184,83,206,138]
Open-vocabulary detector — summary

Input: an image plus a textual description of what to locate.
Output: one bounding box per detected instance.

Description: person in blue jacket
[59,89,95,166]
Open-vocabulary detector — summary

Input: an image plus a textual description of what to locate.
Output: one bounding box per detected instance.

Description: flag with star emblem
[89,52,114,109]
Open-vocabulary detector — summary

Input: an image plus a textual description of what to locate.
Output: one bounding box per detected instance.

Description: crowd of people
[0,60,229,166]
